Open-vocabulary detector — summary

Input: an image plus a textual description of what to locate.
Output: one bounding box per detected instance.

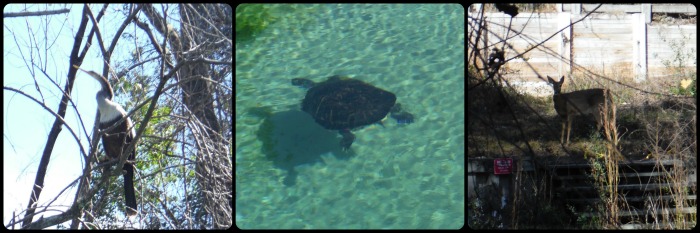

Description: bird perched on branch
[74,65,137,216]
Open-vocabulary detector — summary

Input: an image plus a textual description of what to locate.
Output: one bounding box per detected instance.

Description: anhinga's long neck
[87,70,114,100]
[77,68,127,123]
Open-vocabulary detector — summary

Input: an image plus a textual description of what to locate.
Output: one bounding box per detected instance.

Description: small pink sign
[494,158,513,174]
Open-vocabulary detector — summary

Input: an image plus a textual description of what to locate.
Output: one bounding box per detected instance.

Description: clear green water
[236,4,464,229]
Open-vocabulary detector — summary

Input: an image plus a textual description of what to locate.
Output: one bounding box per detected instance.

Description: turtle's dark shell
[300,76,396,130]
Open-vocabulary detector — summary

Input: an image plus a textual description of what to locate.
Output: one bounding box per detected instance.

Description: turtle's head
[291,78,316,89]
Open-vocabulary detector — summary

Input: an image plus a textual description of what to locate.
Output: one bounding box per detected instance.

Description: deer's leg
[560,117,566,144]
[565,115,572,145]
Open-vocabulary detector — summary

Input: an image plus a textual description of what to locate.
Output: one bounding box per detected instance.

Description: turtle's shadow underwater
[260,110,352,186]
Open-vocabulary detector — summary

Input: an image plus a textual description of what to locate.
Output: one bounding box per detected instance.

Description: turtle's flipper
[339,129,355,151]
[390,103,414,124]
[391,112,414,124]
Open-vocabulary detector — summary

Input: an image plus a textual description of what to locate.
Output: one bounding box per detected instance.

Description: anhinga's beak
[73,65,106,82]
[73,64,89,74]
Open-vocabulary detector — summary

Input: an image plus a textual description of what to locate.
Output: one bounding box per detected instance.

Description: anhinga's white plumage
[76,66,137,216]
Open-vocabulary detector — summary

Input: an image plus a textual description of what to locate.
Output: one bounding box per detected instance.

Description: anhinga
[74,65,137,216]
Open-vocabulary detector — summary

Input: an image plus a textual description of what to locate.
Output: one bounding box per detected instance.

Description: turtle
[292,75,414,151]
